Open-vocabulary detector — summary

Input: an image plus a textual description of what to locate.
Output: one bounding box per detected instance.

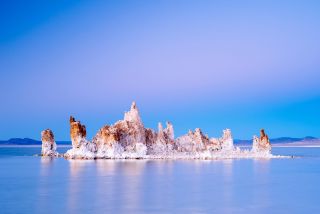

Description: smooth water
[0,147,319,214]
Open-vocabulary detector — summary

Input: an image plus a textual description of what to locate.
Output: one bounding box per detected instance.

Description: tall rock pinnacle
[69,116,87,148]
[252,129,271,153]
[124,101,143,126]
[65,116,97,159]
[164,122,174,140]
[41,129,58,156]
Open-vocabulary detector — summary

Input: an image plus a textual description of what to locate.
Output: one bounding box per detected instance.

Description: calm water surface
[0,147,319,214]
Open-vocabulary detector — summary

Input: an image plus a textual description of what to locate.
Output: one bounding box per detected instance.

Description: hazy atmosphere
[1,0,319,140]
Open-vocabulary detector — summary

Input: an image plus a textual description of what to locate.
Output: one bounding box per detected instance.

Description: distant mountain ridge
[0,138,70,145]
[0,137,318,146]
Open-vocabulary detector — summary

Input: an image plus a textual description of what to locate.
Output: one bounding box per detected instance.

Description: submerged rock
[41,129,58,156]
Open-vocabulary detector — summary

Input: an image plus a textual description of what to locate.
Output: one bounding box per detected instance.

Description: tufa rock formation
[55,101,273,159]
[69,116,87,148]
[41,129,58,156]
[156,122,175,145]
[176,128,210,152]
[220,129,234,151]
[67,102,238,159]
[65,116,96,159]
[252,129,272,153]
[175,128,233,153]
[92,102,147,157]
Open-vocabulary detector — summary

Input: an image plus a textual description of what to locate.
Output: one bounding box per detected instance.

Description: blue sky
[0,0,319,140]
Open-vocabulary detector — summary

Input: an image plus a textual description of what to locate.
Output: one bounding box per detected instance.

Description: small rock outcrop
[41,129,58,156]
[252,129,271,153]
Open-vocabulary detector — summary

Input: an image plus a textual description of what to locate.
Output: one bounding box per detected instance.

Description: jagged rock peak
[158,122,164,133]
[222,129,232,140]
[175,128,208,152]
[131,101,137,109]
[92,104,147,152]
[193,128,209,145]
[41,129,58,156]
[195,128,202,134]
[124,101,143,125]
[164,122,174,140]
[156,122,174,144]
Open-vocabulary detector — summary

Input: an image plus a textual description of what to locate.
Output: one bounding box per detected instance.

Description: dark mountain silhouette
[0,138,70,145]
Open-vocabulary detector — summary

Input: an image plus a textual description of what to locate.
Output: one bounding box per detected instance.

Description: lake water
[0,146,319,214]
